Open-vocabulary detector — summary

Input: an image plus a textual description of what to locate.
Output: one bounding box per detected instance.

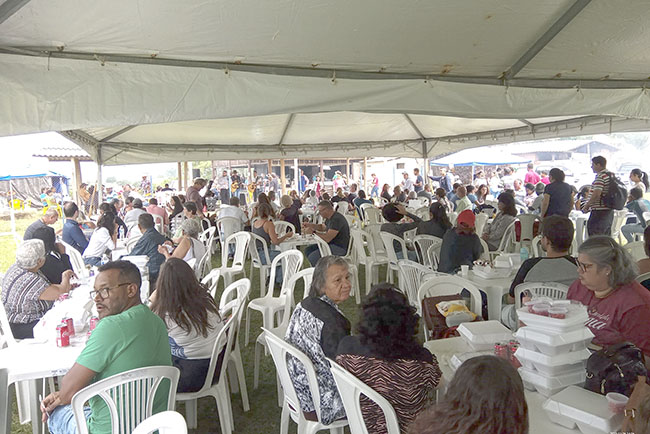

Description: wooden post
[177,162,183,191]
[183,162,189,191]
[363,157,368,193]
[346,158,350,181]
[72,157,82,205]
[280,159,286,195]
[294,158,299,191]
[267,159,273,176]
[211,160,217,179]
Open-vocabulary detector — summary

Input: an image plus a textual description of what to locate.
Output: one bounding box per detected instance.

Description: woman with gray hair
[285,255,351,424]
[158,217,206,266]
[568,236,650,355]
[1,239,75,338]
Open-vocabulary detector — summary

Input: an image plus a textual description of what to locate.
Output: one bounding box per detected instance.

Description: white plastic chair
[199,225,217,249]
[132,411,188,434]
[274,221,296,236]
[623,240,646,262]
[611,209,629,244]
[170,214,186,236]
[344,214,361,230]
[530,235,544,258]
[176,295,246,433]
[478,238,491,261]
[0,296,16,348]
[71,366,180,434]
[327,358,400,434]
[636,272,650,285]
[360,203,382,225]
[126,234,142,254]
[194,250,212,280]
[152,214,165,235]
[334,201,349,214]
[0,369,7,434]
[217,231,250,287]
[61,241,88,278]
[489,219,517,260]
[201,268,221,299]
[474,213,489,238]
[219,278,251,413]
[426,244,440,270]
[414,206,429,221]
[340,236,362,304]
[379,197,389,207]
[380,231,408,283]
[350,228,389,295]
[413,234,442,267]
[517,214,541,248]
[417,276,484,337]
[249,232,273,297]
[216,215,243,252]
[448,211,458,225]
[397,259,437,312]
[513,282,569,308]
[245,250,304,345]
[254,268,314,390]
[263,328,348,434]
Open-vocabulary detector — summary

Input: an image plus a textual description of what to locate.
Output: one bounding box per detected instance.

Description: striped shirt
[1,264,52,323]
[590,170,612,210]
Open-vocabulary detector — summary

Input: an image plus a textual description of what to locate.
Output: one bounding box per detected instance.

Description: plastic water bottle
[520,246,529,262]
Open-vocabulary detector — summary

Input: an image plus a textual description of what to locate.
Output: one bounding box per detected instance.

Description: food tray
[471,266,512,279]
[517,304,588,333]
[450,351,493,372]
[519,366,585,397]
[543,386,623,434]
[515,326,594,356]
[515,347,591,376]
[457,320,514,351]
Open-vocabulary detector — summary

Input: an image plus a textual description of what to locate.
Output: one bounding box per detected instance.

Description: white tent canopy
[1,0,650,165]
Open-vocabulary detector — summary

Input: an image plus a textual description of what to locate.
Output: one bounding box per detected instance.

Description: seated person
[501,215,578,329]
[42,261,172,434]
[267,190,281,215]
[411,356,528,434]
[438,210,482,274]
[172,202,201,241]
[306,190,319,207]
[123,198,146,227]
[453,185,472,214]
[391,186,406,203]
[465,184,478,206]
[417,184,434,202]
[637,226,650,289]
[352,190,373,219]
[336,284,441,433]
[129,213,168,286]
[2,240,74,339]
[286,256,351,424]
[280,194,302,234]
[434,187,453,214]
[304,201,350,266]
[32,227,73,284]
[62,202,90,253]
[622,187,650,243]
[82,212,118,266]
[251,203,293,283]
[379,203,421,261]
[482,193,517,251]
[24,208,59,240]
[218,196,248,231]
[331,187,346,204]
[150,258,223,393]
[416,202,452,238]
[159,218,206,266]
[568,236,650,355]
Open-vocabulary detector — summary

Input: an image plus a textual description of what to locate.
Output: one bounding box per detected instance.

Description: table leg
[2,383,11,434]
[27,379,43,434]
[486,287,504,321]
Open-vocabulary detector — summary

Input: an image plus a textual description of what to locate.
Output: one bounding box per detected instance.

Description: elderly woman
[410,356,528,434]
[280,194,302,234]
[568,236,650,355]
[336,284,441,433]
[482,192,518,251]
[1,240,75,338]
[285,256,351,424]
[158,218,206,265]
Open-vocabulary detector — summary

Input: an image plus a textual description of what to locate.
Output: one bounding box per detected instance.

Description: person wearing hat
[437,209,482,274]
[401,171,414,193]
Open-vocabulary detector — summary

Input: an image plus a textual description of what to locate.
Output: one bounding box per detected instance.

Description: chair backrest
[327,358,400,434]
[478,238,490,261]
[360,204,382,225]
[380,231,407,268]
[315,236,333,257]
[474,213,489,237]
[623,241,646,262]
[518,214,541,242]
[335,201,350,214]
[132,411,188,434]
[413,235,442,266]
[61,241,88,277]
[364,224,387,257]
[266,250,304,298]
[216,216,242,242]
[219,278,251,320]
[379,197,389,207]
[221,231,250,269]
[201,268,221,299]
[126,235,142,254]
[248,232,271,269]
[274,221,296,236]
[170,214,186,234]
[0,300,15,348]
[513,282,569,308]
[530,235,544,258]
[263,328,329,424]
[71,366,180,434]
[152,214,165,235]
[276,269,315,332]
[425,244,440,270]
[636,272,650,285]
[448,212,458,225]
[350,228,371,262]
[194,250,212,280]
[414,206,429,221]
[398,259,436,310]
[344,214,361,230]
[417,276,483,317]
[199,226,216,248]
[496,219,518,253]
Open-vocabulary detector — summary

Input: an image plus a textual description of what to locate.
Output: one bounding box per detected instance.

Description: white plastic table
[461,270,515,321]
[279,234,318,252]
[424,337,577,434]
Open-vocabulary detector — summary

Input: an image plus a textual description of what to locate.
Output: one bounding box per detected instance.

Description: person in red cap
[437,209,482,274]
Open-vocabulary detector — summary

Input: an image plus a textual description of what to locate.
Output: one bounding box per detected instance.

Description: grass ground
[5,211,379,433]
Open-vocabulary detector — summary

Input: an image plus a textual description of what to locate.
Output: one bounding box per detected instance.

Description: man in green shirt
[42,261,172,434]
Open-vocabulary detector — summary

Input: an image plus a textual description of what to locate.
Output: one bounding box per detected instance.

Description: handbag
[622,376,650,433]
[584,341,648,396]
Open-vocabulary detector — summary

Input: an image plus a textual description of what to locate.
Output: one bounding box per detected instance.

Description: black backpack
[602,172,627,210]
[585,342,648,396]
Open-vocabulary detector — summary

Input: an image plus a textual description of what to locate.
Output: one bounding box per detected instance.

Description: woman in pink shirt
[568,236,650,355]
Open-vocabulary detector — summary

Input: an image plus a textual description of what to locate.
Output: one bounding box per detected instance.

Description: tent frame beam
[101,125,138,142]
[503,0,592,79]
[1,46,649,89]
[0,0,31,26]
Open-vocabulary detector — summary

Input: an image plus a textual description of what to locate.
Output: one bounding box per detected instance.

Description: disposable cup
[460,265,469,276]
[606,392,628,414]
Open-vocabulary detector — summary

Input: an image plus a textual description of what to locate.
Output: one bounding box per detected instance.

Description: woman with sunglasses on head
[568,236,650,355]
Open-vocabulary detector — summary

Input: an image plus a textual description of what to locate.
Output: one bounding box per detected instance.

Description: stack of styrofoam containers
[543,386,623,434]
[514,301,593,397]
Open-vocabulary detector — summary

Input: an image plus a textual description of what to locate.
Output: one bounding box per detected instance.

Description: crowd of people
[4,155,650,433]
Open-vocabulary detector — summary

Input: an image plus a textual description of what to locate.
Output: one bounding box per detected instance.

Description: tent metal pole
[9,181,16,243]
[183,162,189,191]
[96,144,103,206]
[0,0,31,26]
[319,160,324,195]
[177,162,182,191]
[72,157,82,206]
[363,157,368,194]
[280,159,286,196]
[346,159,350,183]
[294,158,299,192]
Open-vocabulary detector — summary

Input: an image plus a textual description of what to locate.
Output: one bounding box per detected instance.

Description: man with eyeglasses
[41,260,172,434]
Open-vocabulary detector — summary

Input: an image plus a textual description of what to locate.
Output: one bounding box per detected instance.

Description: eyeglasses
[89,282,131,300]
[576,260,595,273]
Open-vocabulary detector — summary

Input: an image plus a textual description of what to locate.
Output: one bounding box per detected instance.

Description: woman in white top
[150,258,223,392]
[630,169,649,193]
[158,218,207,266]
[82,212,117,266]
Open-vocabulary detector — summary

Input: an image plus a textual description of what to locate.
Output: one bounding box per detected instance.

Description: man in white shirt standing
[217,170,230,204]
[401,171,414,193]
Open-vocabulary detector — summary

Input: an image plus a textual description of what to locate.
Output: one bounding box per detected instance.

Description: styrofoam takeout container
[519,366,585,397]
[471,265,512,279]
[450,351,493,372]
[517,303,588,333]
[543,386,623,434]
[515,326,594,356]
[515,347,591,376]
[457,320,513,351]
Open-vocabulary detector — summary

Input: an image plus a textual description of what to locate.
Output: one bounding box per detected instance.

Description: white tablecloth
[424,337,578,434]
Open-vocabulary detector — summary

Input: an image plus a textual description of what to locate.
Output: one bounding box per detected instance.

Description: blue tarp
[431,148,530,167]
[0,170,68,181]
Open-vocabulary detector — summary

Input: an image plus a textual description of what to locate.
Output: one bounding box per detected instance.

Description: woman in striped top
[335,284,441,433]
